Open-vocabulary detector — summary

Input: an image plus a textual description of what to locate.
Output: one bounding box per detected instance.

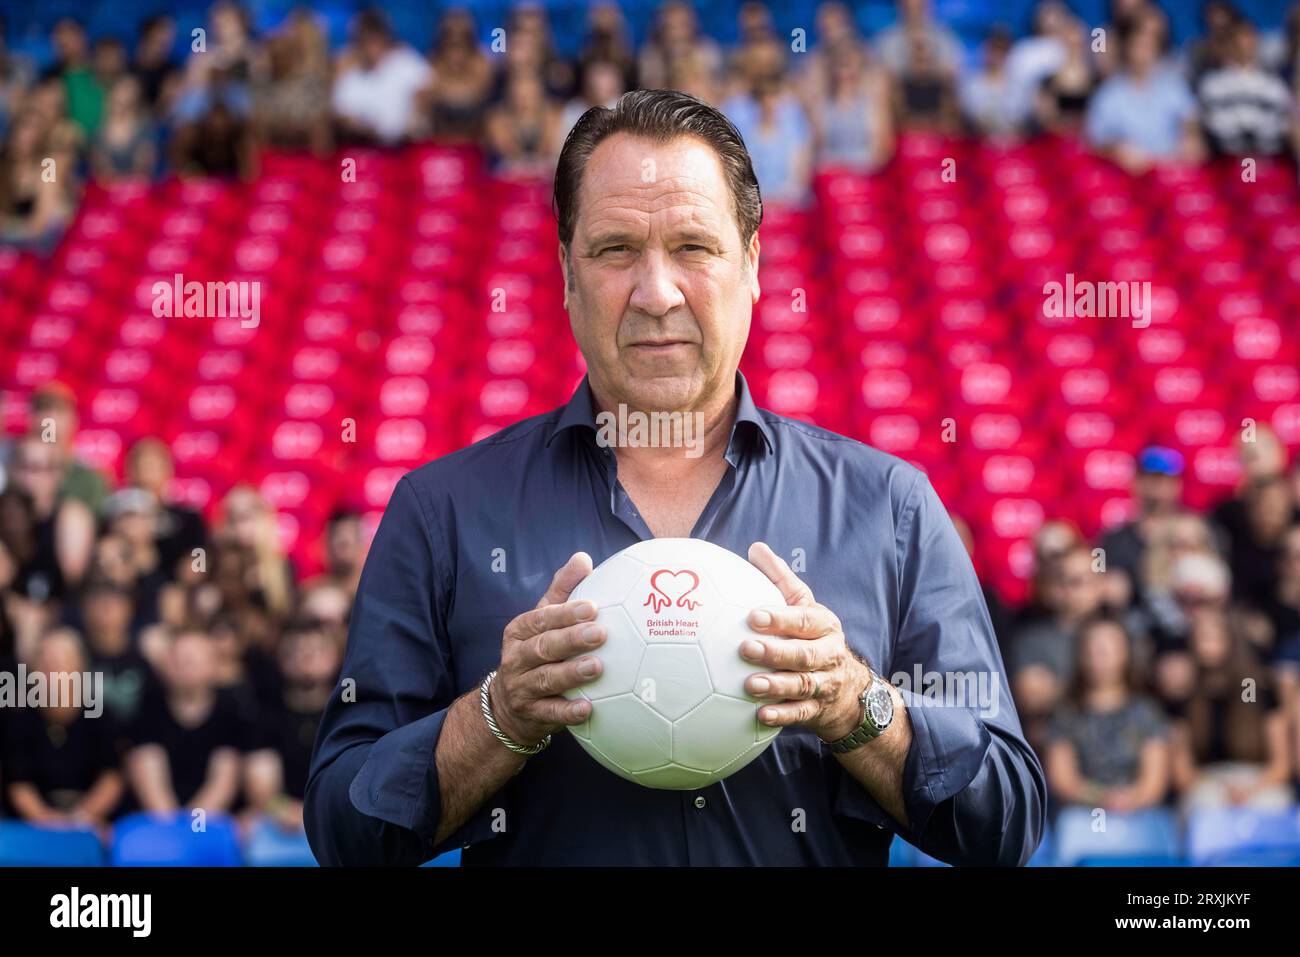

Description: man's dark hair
[553,89,763,251]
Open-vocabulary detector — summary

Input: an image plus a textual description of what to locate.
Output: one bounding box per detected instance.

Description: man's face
[560,133,760,415]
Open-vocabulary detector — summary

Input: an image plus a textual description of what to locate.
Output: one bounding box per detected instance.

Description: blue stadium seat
[0,822,106,867]
[1186,807,1300,867]
[1027,822,1053,866]
[244,818,319,867]
[111,811,243,867]
[421,849,462,867]
[888,837,951,866]
[1053,807,1182,867]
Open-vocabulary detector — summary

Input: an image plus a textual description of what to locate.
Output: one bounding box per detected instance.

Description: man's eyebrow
[583,229,642,250]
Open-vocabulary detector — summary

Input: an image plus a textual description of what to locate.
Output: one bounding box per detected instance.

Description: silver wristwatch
[826,673,894,754]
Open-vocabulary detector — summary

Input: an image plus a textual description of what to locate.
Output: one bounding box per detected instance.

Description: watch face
[866,685,893,729]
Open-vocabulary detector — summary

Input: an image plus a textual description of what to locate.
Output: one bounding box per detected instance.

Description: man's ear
[558,242,571,311]
[746,231,761,304]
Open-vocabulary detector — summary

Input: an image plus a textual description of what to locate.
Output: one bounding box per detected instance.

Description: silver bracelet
[480,670,550,756]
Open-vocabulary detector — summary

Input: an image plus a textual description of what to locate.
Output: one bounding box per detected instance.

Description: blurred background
[1,0,1300,867]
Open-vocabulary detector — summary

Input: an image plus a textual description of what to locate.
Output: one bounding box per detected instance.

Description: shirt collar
[544,370,775,457]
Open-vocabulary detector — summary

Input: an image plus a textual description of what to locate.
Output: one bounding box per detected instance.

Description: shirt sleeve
[304,475,492,865]
[837,470,1048,865]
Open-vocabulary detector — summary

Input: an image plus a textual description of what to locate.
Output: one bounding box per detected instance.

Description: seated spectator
[251,9,331,154]
[316,508,364,600]
[578,2,637,93]
[125,629,252,813]
[1223,475,1296,610]
[723,72,813,206]
[1187,0,1244,86]
[961,28,1026,139]
[215,485,296,624]
[1009,544,1105,732]
[123,438,208,586]
[1136,510,1218,640]
[6,436,95,603]
[1035,17,1097,134]
[131,14,179,116]
[2,628,123,825]
[812,40,893,171]
[1260,524,1300,705]
[28,382,108,516]
[638,1,721,94]
[50,17,103,138]
[876,0,964,75]
[331,8,433,146]
[78,577,156,737]
[1198,19,1293,156]
[1045,614,1170,812]
[558,59,625,150]
[892,30,960,133]
[103,488,171,625]
[0,109,78,249]
[1006,1,1072,110]
[90,75,155,180]
[1101,445,1185,606]
[796,0,867,104]
[424,7,494,144]
[484,71,562,177]
[1086,20,1204,173]
[244,621,341,833]
[1094,0,1162,78]
[1167,608,1293,811]
[0,14,37,138]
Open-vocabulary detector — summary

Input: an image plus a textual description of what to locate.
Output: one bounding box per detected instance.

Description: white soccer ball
[563,538,787,790]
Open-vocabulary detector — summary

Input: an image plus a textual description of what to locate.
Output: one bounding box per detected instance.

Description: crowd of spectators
[2,0,1300,856]
[0,384,364,844]
[3,0,1300,248]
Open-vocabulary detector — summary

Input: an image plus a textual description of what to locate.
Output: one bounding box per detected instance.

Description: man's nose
[627,249,686,317]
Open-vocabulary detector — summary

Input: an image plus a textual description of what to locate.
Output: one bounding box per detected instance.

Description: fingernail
[761,708,778,725]
[571,701,590,720]
[750,676,770,694]
[577,657,599,677]
[582,624,604,644]
[576,602,597,620]
[750,610,772,628]
[742,639,765,660]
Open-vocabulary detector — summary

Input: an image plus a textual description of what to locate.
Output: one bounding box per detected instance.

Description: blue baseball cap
[1138,445,1185,477]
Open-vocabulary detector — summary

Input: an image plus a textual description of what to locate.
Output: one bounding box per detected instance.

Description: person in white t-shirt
[331,9,433,145]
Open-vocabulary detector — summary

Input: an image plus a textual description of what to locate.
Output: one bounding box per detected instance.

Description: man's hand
[489,552,606,748]
[742,541,873,742]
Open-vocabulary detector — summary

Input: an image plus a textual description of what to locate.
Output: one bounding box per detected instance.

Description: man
[306,90,1045,866]
[1100,445,1185,604]
[1198,19,1293,157]
[27,381,109,516]
[1085,19,1204,173]
[330,8,433,145]
[123,438,208,584]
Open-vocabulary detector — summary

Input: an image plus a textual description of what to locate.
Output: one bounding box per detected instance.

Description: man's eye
[599,245,631,255]
[679,244,707,252]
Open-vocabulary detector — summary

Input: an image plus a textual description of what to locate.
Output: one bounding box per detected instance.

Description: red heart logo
[644,569,701,614]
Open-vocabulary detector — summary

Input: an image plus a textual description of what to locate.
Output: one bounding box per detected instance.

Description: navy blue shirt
[305,372,1046,865]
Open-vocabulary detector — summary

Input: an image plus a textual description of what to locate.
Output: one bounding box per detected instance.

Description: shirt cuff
[346,709,507,857]
[833,689,991,842]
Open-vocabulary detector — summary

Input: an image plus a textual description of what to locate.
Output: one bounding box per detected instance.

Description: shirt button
[693,795,707,809]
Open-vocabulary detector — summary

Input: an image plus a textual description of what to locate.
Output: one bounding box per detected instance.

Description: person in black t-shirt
[125,629,250,812]
[245,622,341,832]
[2,628,123,824]
[77,577,159,748]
